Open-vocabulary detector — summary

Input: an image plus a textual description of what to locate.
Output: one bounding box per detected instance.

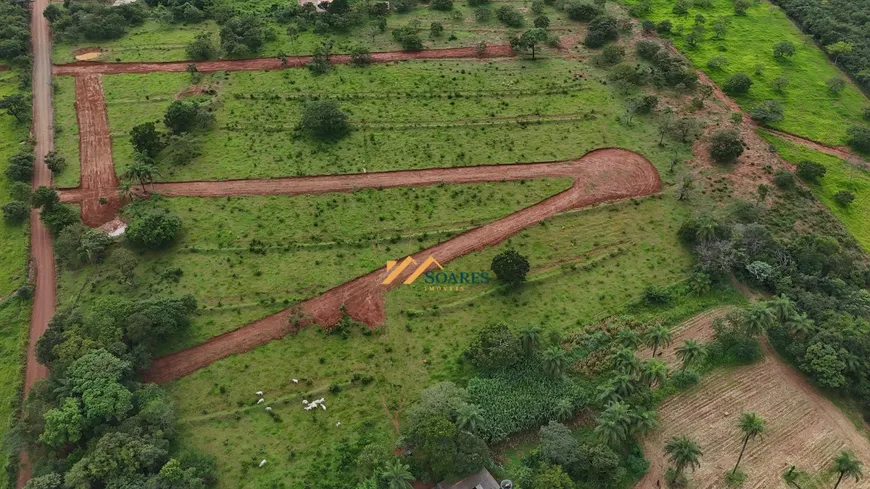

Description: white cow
[257,398,265,405]
[259,460,267,468]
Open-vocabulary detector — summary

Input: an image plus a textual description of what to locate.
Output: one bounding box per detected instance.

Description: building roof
[436,468,500,489]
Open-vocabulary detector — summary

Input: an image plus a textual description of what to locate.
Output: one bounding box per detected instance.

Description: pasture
[52,76,80,189]
[0,70,29,296]
[622,0,867,146]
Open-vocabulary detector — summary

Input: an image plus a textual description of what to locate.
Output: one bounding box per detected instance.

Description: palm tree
[832,450,863,489]
[519,325,542,356]
[769,294,796,325]
[611,347,641,375]
[611,374,637,398]
[456,403,484,434]
[117,181,135,201]
[783,465,805,489]
[697,217,718,243]
[732,412,765,475]
[595,400,632,447]
[617,327,642,349]
[675,339,705,372]
[641,359,668,387]
[124,159,158,192]
[542,346,570,378]
[786,312,815,341]
[645,324,673,357]
[630,408,659,435]
[743,302,775,336]
[595,383,621,405]
[553,398,573,422]
[664,435,703,476]
[380,459,415,489]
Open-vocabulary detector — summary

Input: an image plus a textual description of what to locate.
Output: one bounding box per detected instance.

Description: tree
[513,28,548,59]
[796,160,826,182]
[665,435,702,476]
[834,190,856,207]
[712,17,727,39]
[491,249,530,286]
[750,100,784,125]
[32,186,59,209]
[542,346,570,378]
[40,397,85,448]
[6,150,34,182]
[124,157,157,192]
[299,100,351,140]
[724,73,752,94]
[431,0,453,10]
[350,45,372,66]
[456,403,483,433]
[126,210,182,249]
[44,151,66,174]
[130,122,164,158]
[832,450,863,489]
[673,117,703,142]
[465,323,520,371]
[732,412,765,474]
[645,324,672,358]
[219,15,266,55]
[773,76,790,94]
[734,0,750,15]
[743,302,775,336]
[641,359,668,387]
[773,41,795,59]
[539,421,581,466]
[847,125,870,152]
[585,15,618,48]
[636,40,660,60]
[23,473,63,489]
[186,32,217,60]
[553,398,573,422]
[429,22,444,38]
[825,41,854,65]
[496,5,524,27]
[710,129,744,163]
[392,26,423,51]
[519,325,542,356]
[534,15,550,29]
[675,339,704,372]
[163,100,212,134]
[2,201,28,224]
[566,2,602,21]
[380,459,414,489]
[677,173,694,201]
[827,77,846,94]
[532,464,574,489]
[0,94,30,122]
[594,400,632,446]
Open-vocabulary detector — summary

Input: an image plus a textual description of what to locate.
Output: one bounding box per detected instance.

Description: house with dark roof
[436,468,502,489]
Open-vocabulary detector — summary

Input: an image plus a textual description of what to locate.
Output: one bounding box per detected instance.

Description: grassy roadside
[0,70,30,297]
[51,76,80,189]
[759,131,870,252]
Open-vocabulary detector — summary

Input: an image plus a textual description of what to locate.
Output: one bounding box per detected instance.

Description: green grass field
[52,0,570,64]
[0,70,30,297]
[0,299,29,489]
[57,179,571,352]
[96,57,693,183]
[52,76,80,189]
[760,131,870,252]
[621,0,868,146]
[165,196,744,488]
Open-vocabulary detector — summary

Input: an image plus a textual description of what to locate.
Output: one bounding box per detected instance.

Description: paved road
[18,0,56,485]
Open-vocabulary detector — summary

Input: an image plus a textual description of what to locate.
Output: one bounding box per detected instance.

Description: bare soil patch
[637,306,734,368]
[73,47,101,61]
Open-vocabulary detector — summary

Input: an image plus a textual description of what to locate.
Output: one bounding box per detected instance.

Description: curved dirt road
[142,148,661,383]
[52,44,514,76]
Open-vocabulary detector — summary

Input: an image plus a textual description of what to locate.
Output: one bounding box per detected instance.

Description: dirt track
[75,74,121,226]
[142,148,661,383]
[635,310,870,489]
[52,44,514,76]
[19,0,56,485]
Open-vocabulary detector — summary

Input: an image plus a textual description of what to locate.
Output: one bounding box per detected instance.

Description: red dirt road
[52,44,515,76]
[19,0,56,485]
[142,148,661,383]
[74,74,121,226]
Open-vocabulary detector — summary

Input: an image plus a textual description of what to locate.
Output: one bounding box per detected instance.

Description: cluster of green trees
[769,0,870,94]
[610,39,698,92]
[679,195,870,417]
[43,2,147,43]
[16,293,212,489]
[0,0,31,64]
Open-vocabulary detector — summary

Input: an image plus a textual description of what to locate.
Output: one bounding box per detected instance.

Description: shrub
[534,15,550,28]
[44,151,66,173]
[565,2,602,21]
[40,204,79,234]
[847,125,870,152]
[826,77,845,94]
[430,0,453,10]
[32,186,59,209]
[392,26,424,50]
[772,40,795,59]
[796,160,827,182]
[467,0,490,6]
[584,15,618,48]
[723,73,752,94]
[706,55,728,70]
[350,45,372,66]
[709,129,744,162]
[734,0,750,15]
[656,19,672,33]
[642,285,671,305]
[163,100,213,134]
[2,201,28,224]
[670,369,699,389]
[307,42,332,74]
[9,181,31,203]
[749,100,784,125]
[496,5,524,27]
[597,44,625,64]
[299,100,350,140]
[834,190,856,206]
[429,21,444,37]
[474,7,491,22]
[219,15,266,55]
[186,32,217,60]
[130,122,164,158]
[772,170,795,190]
[126,211,182,249]
[491,249,530,285]
[635,40,660,60]
[6,150,34,182]
[772,76,789,93]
